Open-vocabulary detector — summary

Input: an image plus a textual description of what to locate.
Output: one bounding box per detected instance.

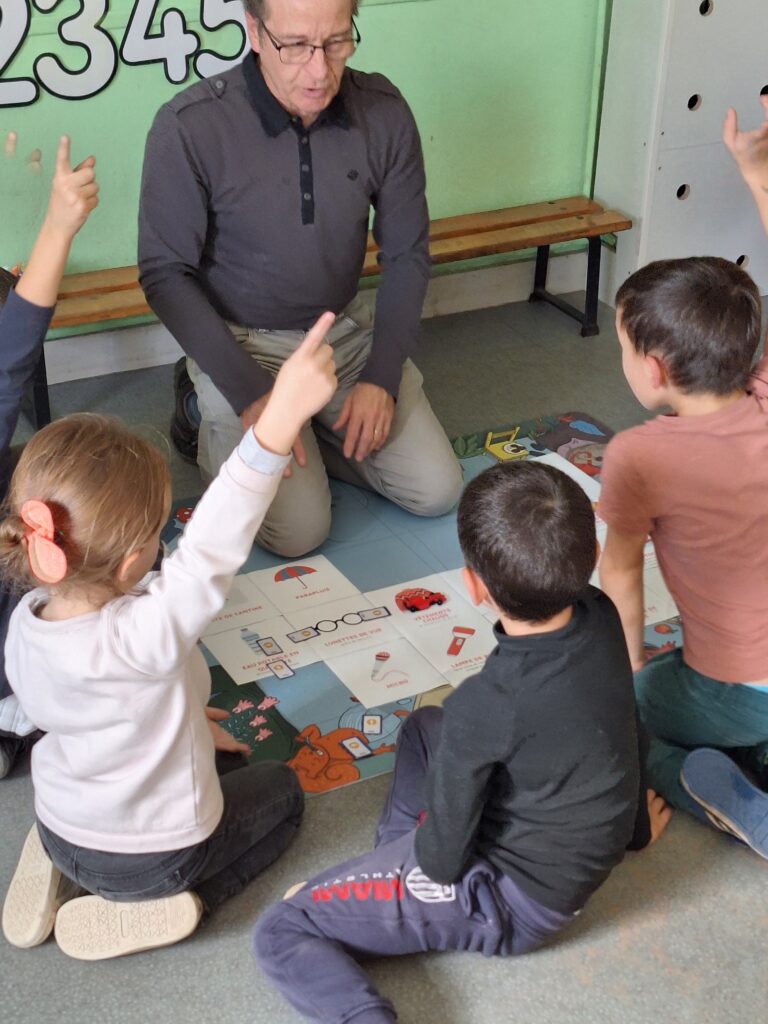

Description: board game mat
[162,412,681,796]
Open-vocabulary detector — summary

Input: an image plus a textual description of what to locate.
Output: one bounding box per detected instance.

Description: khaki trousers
[187,297,463,557]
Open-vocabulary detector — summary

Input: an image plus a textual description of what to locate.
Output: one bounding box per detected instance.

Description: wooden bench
[34,196,631,427]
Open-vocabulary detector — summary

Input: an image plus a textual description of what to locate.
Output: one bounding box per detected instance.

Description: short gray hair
[243,1,359,22]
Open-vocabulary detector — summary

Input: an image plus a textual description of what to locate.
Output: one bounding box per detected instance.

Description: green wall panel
[0,0,609,271]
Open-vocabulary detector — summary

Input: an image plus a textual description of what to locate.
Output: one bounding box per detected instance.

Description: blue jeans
[38,761,304,915]
[634,649,768,819]
[252,708,573,1024]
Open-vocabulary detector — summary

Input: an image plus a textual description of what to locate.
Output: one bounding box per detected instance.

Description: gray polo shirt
[138,54,430,414]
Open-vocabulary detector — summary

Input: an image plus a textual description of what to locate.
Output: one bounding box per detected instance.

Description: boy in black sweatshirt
[252,460,670,1024]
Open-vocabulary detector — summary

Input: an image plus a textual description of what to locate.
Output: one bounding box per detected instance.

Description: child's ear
[461,566,488,607]
[645,354,667,390]
[116,549,141,585]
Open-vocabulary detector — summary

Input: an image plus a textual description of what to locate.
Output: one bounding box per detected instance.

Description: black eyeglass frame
[259,18,361,65]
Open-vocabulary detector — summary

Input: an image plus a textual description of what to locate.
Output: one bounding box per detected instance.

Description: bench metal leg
[31,348,52,429]
[581,235,601,337]
[529,244,550,298]
[527,236,603,337]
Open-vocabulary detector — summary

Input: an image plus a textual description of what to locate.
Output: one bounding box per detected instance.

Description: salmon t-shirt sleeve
[597,430,654,538]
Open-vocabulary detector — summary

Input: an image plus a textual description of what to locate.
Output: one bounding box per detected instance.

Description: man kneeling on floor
[252,460,671,1023]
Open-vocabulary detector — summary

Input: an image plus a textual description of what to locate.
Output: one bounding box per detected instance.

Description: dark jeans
[252,708,573,1024]
[634,648,768,820]
[38,760,304,916]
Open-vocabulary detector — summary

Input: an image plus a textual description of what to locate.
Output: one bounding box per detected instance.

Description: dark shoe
[170,357,200,464]
[0,731,40,780]
[681,748,768,859]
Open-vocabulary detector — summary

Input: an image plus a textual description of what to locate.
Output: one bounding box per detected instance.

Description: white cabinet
[595,0,768,299]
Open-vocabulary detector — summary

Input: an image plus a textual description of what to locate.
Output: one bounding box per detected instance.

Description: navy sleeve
[0,289,52,455]
[0,288,51,701]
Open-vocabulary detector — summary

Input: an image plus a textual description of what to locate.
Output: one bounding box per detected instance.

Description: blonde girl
[1,315,336,961]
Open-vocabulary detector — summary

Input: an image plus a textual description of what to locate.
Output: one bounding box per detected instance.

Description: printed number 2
[0,0,38,106]
[33,0,118,100]
[121,0,199,85]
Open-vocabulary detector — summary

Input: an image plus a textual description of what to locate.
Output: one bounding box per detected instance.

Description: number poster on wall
[0,0,252,106]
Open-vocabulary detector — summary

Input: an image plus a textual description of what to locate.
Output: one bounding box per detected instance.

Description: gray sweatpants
[252,708,574,1024]
[187,296,463,557]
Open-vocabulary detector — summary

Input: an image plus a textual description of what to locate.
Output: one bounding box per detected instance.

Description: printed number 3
[33,0,118,100]
[0,0,252,107]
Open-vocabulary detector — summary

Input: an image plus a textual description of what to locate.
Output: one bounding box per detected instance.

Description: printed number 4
[121,0,199,86]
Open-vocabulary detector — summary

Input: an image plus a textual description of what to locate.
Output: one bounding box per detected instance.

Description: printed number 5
[195,0,249,80]
[0,0,38,106]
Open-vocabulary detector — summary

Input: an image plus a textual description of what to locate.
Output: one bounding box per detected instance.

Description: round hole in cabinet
[699,0,713,15]
[687,94,702,111]
[736,255,749,268]
[676,184,691,200]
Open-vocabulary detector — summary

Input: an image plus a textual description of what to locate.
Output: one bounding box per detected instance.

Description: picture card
[247,555,360,615]
[284,596,400,659]
[365,574,496,683]
[328,636,447,706]
[202,615,321,684]
[205,575,279,637]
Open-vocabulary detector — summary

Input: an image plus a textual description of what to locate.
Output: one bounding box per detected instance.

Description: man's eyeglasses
[259,19,361,65]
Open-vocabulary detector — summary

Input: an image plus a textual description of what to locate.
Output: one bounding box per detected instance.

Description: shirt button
[303,192,312,201]
[301,136,309,145]
[301,163,309,172]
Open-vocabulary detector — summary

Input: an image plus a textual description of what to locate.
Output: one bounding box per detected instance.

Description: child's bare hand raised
[254,311,338,456]
[723,97,768,192]
[44,135,99,240]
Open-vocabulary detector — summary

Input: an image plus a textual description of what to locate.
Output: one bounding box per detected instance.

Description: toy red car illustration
[395,588,447,613]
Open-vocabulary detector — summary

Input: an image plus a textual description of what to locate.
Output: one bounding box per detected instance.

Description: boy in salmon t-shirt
[598,98,768,859]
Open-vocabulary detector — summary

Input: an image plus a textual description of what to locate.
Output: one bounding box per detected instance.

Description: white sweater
[6,438,286,853]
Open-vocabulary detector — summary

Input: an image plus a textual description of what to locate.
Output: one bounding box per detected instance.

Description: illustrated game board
[163,412,681,796]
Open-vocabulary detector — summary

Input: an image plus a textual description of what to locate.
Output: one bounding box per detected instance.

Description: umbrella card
[247,555,359,615]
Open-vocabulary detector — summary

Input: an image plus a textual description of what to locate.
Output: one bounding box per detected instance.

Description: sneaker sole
[680,749,768,859]
[54,892,201,961]
[2,825,61,948]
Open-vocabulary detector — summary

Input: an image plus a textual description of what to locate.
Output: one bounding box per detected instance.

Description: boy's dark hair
[0,267,17,310]
[615,256,762,395]
[457,461,596,623]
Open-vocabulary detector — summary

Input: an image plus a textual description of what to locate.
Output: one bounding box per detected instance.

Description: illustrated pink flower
[257,696,279,711]
[249,714,267,728]
[254,728,273,743]
[232,699,255,714]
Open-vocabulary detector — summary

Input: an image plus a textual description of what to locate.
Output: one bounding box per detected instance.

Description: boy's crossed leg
[253,710,573,1024]
[635,648,768,853]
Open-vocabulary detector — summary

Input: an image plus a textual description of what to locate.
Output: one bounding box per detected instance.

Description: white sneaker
[2,824,79,948]
[54,891,202,961]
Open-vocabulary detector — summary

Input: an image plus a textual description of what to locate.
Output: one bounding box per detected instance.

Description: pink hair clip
[20,500,67,585]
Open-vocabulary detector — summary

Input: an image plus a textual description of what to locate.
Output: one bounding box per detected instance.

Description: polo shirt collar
[242,52,349,137]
